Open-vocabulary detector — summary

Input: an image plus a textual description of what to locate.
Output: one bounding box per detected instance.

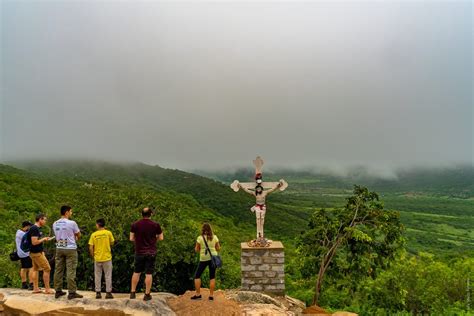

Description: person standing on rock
[52,205,83,300]
[129,207,163,301]
[88,218,115,299]
[29,213,55,294]
[15,220,35,290]
[191,222,221,301]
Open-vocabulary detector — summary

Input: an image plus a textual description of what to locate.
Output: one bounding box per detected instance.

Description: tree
[297,185,405,305]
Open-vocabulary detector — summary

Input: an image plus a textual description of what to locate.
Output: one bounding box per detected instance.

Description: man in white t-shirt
[52,205,82,300]
[15,221,35,290]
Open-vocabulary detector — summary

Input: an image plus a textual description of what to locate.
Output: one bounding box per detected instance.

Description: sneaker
[105,292,114,299]
[96,292,102,299]
[28,283,34,291]
[129,292,136,299]
[209,296,214,301]
[55,291,67,299]
[22,282,28,289]
[68,292,83,300]
[190,294,202,300]
[143,293,152,301]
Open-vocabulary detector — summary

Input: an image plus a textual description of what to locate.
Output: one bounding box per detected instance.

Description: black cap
[22,221,33,228]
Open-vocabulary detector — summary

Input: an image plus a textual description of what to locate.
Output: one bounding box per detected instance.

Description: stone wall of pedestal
[241,241,285,296]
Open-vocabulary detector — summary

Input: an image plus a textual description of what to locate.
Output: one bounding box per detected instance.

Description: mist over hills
[8,159,473,202]
[196,164,474,198]
[8,159,473,199]
[3,159,473,247]
[5,159,254,225]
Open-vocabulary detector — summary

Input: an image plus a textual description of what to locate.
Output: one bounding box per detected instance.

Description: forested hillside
[0,162,251,294]
[1,161,472,315]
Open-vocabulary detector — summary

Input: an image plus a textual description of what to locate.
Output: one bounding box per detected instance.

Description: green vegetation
[200,165,474,314]
[0,162,249,293]
[204,166,474,258]
[297,186,405,305]
[1,161,473,315]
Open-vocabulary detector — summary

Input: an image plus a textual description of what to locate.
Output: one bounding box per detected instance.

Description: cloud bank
[1,1,472,170]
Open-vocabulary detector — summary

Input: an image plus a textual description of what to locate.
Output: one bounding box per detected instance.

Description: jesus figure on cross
[231,156,288,246]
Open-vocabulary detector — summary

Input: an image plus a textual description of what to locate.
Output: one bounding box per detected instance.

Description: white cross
[230,156,288,244]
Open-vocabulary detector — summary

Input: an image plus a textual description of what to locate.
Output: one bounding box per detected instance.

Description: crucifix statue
[231,156,288,247]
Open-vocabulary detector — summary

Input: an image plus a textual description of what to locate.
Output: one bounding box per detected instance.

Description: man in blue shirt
[15,221,35,290]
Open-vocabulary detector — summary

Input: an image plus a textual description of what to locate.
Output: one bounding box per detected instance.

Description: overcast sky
[1,0,472,171]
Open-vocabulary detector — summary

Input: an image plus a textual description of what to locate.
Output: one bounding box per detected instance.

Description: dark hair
[35,213,46,222]
[60,205,72,215]
[201,222,213,241]
[96,218,105,228]
[22,221,33,228]
[142,207,153,218]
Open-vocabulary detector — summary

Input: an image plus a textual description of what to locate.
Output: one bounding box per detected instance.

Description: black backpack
[20,231,32,253]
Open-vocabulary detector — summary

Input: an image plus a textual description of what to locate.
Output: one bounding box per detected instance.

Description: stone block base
[241,241,285,296]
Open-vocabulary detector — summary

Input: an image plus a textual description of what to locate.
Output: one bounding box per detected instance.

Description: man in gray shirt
[53,205,82,300]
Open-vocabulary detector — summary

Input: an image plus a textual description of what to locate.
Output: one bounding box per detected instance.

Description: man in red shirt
[129,207,163,301]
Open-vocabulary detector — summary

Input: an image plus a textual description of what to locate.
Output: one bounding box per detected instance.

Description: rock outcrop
[0,288,176,316]
[225,290,305,315]
[0,288,357,316]
[167,288,306,315]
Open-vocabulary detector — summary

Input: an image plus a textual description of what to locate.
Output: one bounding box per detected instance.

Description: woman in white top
[191,223,221,301]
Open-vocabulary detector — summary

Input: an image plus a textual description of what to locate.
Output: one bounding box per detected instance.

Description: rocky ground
[0,288,175,316]
[0,288,357,316]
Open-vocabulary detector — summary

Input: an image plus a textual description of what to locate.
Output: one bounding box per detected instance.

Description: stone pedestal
[241,241,285,296]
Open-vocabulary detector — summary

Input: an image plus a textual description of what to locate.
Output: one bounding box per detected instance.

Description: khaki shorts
[30,252,51,272]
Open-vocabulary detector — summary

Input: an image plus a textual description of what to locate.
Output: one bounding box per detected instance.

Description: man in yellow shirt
[88,218,115,299]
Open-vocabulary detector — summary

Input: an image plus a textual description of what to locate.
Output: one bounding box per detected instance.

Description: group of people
[15,206,221,301]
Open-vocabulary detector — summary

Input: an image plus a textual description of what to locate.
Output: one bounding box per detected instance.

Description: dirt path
[167,289,241,316]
